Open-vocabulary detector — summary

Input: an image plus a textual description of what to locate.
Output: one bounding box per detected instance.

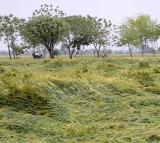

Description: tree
[149,23,159,57]
[0,14,25,59]
[23,16,69,59]
[22,4,69,59]
[62,15,92,59]
[117,17,140,57]
[117,14,158,57]
[12,43,28,59]
[86,15,115,58]
[134,14,157,57]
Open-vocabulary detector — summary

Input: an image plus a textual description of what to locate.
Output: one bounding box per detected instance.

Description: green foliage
[144,86,160,94]
[139,61,150,68]
[62,15,92,59]
[22,4,70,59]
[117,14,158,57]
[32,4,65,17]
[86,15,115,57]
[43,59,51,63]
[0,14,26,59]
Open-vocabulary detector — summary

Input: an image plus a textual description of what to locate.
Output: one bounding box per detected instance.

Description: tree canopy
[62,15,92,59]
[86,15,115,57]
[0,14,25,59]
[117,14,158,57]
[23,16,70,59]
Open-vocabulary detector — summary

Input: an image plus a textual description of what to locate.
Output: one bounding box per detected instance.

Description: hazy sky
[0,0,160,50]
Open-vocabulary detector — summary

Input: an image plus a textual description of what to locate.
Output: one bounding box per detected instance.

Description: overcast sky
[0,0,160,50]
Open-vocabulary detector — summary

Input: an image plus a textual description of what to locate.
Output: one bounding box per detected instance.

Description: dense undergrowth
[0,56,160,143]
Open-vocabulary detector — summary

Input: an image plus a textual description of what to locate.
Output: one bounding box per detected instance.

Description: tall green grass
[0,56,160,142]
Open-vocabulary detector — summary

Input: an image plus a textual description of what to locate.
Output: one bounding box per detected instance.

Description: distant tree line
[0,4,160,59]
[116,14,160,57]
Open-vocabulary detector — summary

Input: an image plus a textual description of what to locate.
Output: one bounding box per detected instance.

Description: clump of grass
[0,69,70,121]
[0,66,5,73]
[146,134,160,142]
[144,86,160,94]
[127,69,155,87]
[153,66,160,73]
[139,61,150,68]
[82,67,89,73]
[43,59,51,63]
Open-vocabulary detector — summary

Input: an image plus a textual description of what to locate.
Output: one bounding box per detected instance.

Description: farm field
[0,55,160,143]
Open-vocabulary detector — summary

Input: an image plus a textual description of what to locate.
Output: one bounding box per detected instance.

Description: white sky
[0,0,160,50]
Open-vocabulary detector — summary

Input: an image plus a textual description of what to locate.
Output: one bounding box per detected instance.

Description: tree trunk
[129,47,133,57]
[152,49,155,57]
[81,46,85,58]
[68,47,75,59]
[93,49,96,57]
[70,50,75,59]
[69,54,73,59]
[11,41,16,59]
[7,43,12,60]
[141,46,144,57]
[142,40,147,57]
[68,48,72,59]
[13,50,16,59]
[49,50,54,59]
[97,50,100,58]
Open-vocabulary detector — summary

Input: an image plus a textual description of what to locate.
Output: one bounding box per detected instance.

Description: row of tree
[0,4,160,59]
[117,14,160,57]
